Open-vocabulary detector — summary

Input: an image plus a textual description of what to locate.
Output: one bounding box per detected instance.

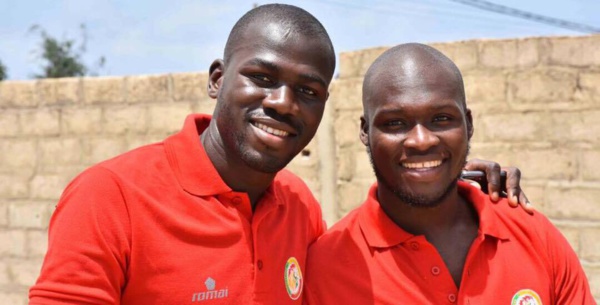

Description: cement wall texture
[1,34,599,303]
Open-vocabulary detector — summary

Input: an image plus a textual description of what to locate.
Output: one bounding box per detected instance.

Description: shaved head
[362,43,466,120]
[359,43,473,208]
[224,4,336,73]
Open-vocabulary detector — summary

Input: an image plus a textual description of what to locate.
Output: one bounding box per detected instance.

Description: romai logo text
[191,277,229,302]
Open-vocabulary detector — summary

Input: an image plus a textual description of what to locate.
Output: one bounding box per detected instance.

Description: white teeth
[402,160,442,169]
[254,123,289,137]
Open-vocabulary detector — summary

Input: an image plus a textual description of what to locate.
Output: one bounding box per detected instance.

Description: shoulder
[309,207,363,260]
[274,169,309,187]
[272,169,325,237]
[488,197,557,241]
[273,169,318,203]
[471,192,572,264]
[460,182,555,243]
[96,142,166,176]
[57,142,166,206]
[305,207,367,302]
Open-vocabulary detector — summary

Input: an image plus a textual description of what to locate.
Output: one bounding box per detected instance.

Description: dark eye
[384,120,405,127]
[433,115,452,123]
[252,74,272,83]
[298,87,316,96]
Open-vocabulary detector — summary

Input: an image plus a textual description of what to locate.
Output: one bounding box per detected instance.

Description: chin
[240,150,292,174]
[391,179,458,208]
[374,169,461,208]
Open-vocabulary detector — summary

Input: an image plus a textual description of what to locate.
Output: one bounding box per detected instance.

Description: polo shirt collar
[358,181,510,249]
[358,183,414,248]
[164,114,232,196]
[457,180,510,241]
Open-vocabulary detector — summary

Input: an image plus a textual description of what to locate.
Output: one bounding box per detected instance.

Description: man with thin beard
[305,43,594,305]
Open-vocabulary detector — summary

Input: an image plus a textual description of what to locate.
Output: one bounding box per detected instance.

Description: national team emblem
[284,257,303,300]
[511,289,542,305]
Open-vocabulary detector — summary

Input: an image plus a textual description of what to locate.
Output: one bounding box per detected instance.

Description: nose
[263,85,299,116]
[403,124,440,151]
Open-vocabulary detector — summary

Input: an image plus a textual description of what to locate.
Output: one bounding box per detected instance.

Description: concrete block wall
[331,34,600,299]
[1,34,598,303]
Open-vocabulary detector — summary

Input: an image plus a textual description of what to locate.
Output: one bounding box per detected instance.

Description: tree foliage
[30,24,105,79]
[0,59,7,81]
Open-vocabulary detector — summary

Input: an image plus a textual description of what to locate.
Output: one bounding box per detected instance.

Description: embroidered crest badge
[511,289,542,305]
[284,257,303,300]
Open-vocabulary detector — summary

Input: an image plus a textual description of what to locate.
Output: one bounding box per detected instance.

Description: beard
[216,98,296,174]
[233,129,292,174]
[367,144,469,208]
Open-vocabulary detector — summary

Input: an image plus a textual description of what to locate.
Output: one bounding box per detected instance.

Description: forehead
[365,61,463,113]
[227,22,334,81]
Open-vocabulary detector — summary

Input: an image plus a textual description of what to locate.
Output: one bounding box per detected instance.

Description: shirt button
[232,196,242,204]
[431,266,441,275]
[257,260,263,270]
[410,242,420,250]
[448,293,457,303]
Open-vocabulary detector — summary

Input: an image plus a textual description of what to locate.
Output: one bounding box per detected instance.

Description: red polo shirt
[305,181,594,305]
[30,114,324,305]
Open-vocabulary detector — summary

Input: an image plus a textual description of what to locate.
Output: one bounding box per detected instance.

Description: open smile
[249,119,299,151]
[399,157,448,183]
[401,159,443,169]
[252,122,290,137]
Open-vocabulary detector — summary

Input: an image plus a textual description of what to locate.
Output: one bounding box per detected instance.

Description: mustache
[249,108,303,133]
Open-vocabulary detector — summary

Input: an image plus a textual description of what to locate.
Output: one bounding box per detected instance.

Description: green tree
[0,59,7,81]
[30,24,105,79]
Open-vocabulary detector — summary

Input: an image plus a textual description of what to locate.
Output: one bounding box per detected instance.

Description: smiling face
[209,21,334,174]
[361,45,473,207]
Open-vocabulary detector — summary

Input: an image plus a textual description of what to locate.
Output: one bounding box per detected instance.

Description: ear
[359,115,369,146]
[466,108,474,140]
[208,59,224,99]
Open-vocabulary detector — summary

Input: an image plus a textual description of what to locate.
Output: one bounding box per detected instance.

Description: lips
[252,122,290,137]
[401,159,443,169]
[398,157,447,183]
[249,117,300,151]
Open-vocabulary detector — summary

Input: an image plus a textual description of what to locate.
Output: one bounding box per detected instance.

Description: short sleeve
[29,166,132,305]
[541,216,596,304]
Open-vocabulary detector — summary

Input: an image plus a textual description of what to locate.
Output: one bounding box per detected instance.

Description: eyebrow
[245,58,279,73]
[298,73,328,89]
[375,101,463,115]
[244,58,328,89]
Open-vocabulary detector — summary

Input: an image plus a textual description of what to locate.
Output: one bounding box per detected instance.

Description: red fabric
[305,181,595,305]
[30,114,324,305]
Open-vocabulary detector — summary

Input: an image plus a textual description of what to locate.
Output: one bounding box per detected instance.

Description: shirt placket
[216,191,255,301]
[405,235,459,304]
[250,192,280,302]
[457,232,494,304]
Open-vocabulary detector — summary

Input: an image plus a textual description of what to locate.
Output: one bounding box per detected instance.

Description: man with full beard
[304,43,594,305]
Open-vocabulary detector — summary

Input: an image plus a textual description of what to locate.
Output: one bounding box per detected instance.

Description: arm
[464,159,534,214]
[29,167,131,305]
[542,217,596,304]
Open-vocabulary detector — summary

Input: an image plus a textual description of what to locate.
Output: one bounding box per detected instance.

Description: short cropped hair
[363,43,467,112]
[224,4,335,68]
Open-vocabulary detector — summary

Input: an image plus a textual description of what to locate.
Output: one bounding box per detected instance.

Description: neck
[378,182,479,289]
[201,122,276,207]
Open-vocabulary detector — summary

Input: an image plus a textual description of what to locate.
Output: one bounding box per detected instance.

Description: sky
[1,0,599,80]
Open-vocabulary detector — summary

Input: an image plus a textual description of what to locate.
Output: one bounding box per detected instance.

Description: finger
[463,179,481,190]
[463,158,486,171]
[519,191,535,214]
[503,166,520,208]
[464,159,500,201]
[507,191,519,208]
[483,162,502,202]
